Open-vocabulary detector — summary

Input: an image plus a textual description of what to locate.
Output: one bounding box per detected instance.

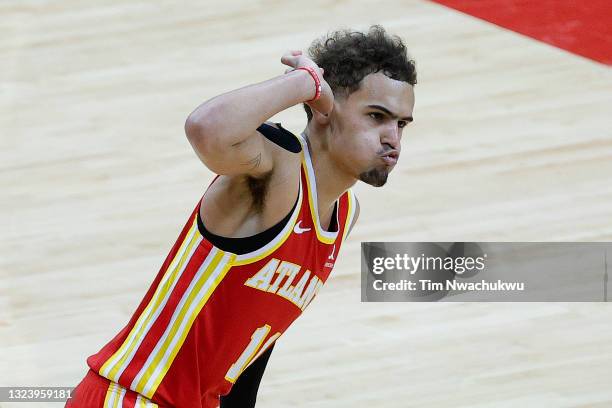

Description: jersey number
[224,324,281,383]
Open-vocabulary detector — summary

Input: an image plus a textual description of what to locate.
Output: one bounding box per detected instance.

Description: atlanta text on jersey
[244,258,324,310]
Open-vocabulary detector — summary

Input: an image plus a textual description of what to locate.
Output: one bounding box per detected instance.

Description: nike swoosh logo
[293,220,311,234]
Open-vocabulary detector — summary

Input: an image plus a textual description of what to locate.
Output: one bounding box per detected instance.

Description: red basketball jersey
[87,133,358,408]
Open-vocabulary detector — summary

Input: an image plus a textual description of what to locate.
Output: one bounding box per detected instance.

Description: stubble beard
[359,166,389,187]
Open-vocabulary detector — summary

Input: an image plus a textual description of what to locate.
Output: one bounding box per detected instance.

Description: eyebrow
[367,104,413,122]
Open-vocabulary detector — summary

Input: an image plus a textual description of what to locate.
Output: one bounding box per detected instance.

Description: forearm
[185,69,314,148]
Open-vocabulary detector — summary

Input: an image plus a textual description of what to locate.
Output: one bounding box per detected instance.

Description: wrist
[285,68,320,103]
[295,67,321,102]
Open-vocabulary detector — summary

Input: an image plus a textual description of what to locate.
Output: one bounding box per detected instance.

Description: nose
[381,124,401,152]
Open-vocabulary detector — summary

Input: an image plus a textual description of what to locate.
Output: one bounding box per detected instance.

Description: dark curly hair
[303,24,417,122]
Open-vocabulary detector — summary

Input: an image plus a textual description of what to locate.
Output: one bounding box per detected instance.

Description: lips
[381,151,399,166]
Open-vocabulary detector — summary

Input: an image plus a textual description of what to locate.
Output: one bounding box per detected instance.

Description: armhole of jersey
[341,189,357,243]
[194,166,303,264]
[232,173,303,265]
[296,133,341,244]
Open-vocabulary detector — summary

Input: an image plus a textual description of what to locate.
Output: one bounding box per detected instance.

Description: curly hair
[303,25,417,122]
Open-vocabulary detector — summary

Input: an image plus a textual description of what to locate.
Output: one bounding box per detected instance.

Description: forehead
[346,72,415,114]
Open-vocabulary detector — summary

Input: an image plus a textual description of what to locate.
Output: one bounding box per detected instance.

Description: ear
[311,106,332,126]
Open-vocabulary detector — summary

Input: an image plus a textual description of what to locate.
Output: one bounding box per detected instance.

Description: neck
[302,122,357,217]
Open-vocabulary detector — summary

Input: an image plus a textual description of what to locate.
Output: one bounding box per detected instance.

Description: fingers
[281,50,326,80]
[280,50,303,67]
[280,54,298,67]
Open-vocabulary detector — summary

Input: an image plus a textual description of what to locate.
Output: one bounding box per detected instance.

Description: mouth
[380,151,399,166]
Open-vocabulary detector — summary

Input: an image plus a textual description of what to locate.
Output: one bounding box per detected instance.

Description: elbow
[184,105,212,139]
[185,120,216,161]
[184,106,221,153]
[184,114,205,141]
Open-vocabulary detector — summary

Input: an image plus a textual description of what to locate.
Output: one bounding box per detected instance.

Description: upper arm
[185,120,278,177]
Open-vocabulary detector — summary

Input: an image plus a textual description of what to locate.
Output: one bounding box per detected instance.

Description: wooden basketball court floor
[1,0,611,406]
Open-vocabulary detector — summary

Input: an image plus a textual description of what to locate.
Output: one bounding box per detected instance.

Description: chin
[358,167,389,187]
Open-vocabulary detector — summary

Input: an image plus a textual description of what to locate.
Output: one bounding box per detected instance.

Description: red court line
[429,0,612,65]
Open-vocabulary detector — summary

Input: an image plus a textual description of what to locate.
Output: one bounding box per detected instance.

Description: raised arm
[184,50,333,177]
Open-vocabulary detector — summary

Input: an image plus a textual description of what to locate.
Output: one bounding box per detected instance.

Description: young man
[67,25,416,408]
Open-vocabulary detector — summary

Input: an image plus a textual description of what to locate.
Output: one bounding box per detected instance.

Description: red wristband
[296,66,321,102]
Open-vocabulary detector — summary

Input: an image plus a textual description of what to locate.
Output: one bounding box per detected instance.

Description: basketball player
[66,25,416,407]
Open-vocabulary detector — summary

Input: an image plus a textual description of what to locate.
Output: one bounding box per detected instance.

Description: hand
[281,50,334,116]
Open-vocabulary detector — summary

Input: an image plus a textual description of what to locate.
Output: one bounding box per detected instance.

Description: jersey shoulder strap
[257,122,302,153]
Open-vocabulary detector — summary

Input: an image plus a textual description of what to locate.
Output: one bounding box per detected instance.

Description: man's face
[329,72,415,187]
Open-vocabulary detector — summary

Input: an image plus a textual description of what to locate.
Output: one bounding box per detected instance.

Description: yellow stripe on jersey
[300,159,336,244]
[100,217,203,382]
[297,134,340,245]
[132,248,236,398]
[102,383,113,407]
[341,189,355,243]
[145,251,235,395]
[103,381,159,408]
[136,394,159,408]
[103,382,125,408]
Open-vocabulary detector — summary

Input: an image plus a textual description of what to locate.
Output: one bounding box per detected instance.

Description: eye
[369,112,384,121]
[398,121,407,128]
